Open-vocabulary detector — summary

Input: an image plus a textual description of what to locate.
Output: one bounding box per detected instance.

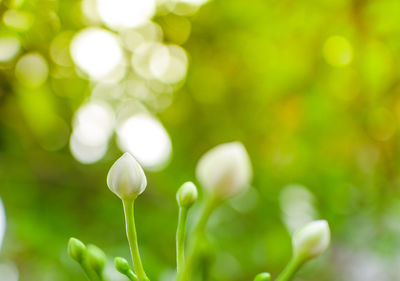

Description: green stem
[275,256,303,281]
[123,200,149,281]
[80,260,100,281]
[81,267,96,281]
[98,272,109,281]
[176,206,188,274]
[176,196,219,281]
[91,272,108,281]
[124,270,139,281]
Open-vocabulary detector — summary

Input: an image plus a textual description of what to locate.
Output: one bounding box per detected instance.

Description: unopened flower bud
[292,220,330,261]
[86,244,106,274]
[177,182,198,208]
[107,152,147,200]
[68,237,86,264]
[196,142,252,198]
[254,272,271,281]
[115,257,131,275]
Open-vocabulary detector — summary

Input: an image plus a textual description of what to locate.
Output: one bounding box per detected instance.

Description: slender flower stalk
[176,182,198,274]
[123,199,149,281]
[275,257,303,281]
[81,260,101,281]
[176,195,219,281]
[176,206,188,273]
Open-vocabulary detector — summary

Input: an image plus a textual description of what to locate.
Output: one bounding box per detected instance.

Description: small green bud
[292,220,330,261]
[115,257,131,275]
[254,272,271,281]
[68,237,86,263]
[176,181,198,208]
[86,244,106,274]
[115,257,138,281]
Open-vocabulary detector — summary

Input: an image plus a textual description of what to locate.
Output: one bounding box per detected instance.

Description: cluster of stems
[68,150,329,281]
[174,194,310,281]
[68,187,327,281]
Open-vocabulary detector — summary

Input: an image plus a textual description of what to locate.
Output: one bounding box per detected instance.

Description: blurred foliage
[1,0,400,281]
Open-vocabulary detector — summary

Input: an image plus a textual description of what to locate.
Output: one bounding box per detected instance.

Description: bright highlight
[97,0,156,30]
[70,28,123,79]
[117,114,172,170]
[323,36,353,67]
[0,36,20,62]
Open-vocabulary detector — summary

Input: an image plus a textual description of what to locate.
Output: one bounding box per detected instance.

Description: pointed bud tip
[68,237,86,263]
[177,181,198,208]
[292,220,330,261]
[107,152,147,200]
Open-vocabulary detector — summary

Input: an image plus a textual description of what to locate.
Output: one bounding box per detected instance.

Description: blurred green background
[1,0,400,280]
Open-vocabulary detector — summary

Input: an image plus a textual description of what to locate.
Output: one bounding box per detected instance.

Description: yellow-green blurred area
[1,0,400,280]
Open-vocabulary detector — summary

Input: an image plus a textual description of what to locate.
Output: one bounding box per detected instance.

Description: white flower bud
[196,142,252,198]
[292,220,330,261]
[177,182,198,208]
[107,152,147,200]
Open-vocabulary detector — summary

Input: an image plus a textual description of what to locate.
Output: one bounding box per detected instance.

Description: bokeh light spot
[70,28,123,79]
[3,9,33,31]
[121,21,163,52]
[97,0,156,30]
[0,35,20,62]
[323,36,353,67]
[50,32,73,67]
[117,114,172,170]
[132,42,188,84]
[15,53,49,87]
[178,0,209,6]
[167,0,209,16]
[280,184,317,233]
[73,101,115,146]
[70,101,115,164]
[150,45,188,84]
[70,133,109,164]
[132,42,164,80]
